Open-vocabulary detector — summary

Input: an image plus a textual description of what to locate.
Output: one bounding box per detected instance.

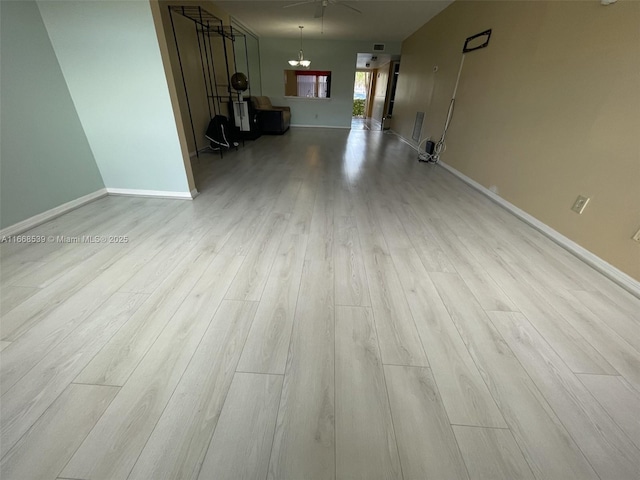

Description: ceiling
[215,1,453,41]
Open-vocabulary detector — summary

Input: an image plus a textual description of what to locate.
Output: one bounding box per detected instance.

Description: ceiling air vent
[373,43,385,52]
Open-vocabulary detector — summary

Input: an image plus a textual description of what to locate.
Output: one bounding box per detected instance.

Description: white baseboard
[0,188,108,237]
[438,161,640,298]
[290,124,351,129]
[392,131,640,298]
[106,188,195,200]
[1,187,200,238]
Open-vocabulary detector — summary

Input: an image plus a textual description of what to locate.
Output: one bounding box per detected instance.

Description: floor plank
[490,310,640,480]
[117,212,214,294]
[273,177,303,215]
[0,244,132,343]
[0,384,118,479]
[9,242,115,290]
[333,180,355,218]
[384,365,469,480]
[571,289,640,353]
[285,177,317,235]
[237,233,308,374]
[430,272,599,480]
[0,196,147,276]
[507,261,640,391]
[0,203,180,339]
[390,247,506,428]
[226,212,289,301]
[335,306,401,479]
[60,255,243,480]
[128,300,258,480]
[429,218,518,312]
[463,240,618,375]
[267,259,335,480]
[361,243,428,367]
[197,372,283,480]
[392,183,457,273]
[75,242,219,386]
[0,202,180,344]
[0,292,146,454]
[578,374,640,451]
[334,216,370,307]
[0,261,45,291]
[0,285,40,315]
[304,180,334,263]
[369,195,414,251]
[453,426,535,480]
[217,201,275,257]
[0,250,151,392]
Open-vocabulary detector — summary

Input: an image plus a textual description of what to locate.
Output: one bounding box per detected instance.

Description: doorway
[351,53,400,131]
[352,70,372,130]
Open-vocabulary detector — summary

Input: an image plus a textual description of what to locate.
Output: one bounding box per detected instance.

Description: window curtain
[297,75,316,97]
[318,76,328,98]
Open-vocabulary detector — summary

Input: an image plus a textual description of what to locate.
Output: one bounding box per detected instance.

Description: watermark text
[1,235,129,244]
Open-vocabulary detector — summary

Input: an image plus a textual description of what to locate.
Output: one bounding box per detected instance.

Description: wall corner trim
[438,161,640,299]
[105,188,195,200]
[0,189,108,237]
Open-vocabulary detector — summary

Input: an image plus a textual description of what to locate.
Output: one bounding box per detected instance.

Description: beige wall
[392,0,640,280]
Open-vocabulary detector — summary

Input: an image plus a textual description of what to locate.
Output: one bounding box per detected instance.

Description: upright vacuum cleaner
[419,29,492,163]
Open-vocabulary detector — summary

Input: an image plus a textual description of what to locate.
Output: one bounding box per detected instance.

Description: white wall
[37,0,190,194]
[260,38,401,128]
[1,0,105,229]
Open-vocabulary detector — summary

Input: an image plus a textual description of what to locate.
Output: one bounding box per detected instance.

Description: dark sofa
[250,96,291,134]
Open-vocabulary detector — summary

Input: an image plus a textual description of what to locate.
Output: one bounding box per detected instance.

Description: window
[284,70,331,98]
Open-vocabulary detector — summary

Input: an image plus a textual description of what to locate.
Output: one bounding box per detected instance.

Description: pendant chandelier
[288,26,311,68]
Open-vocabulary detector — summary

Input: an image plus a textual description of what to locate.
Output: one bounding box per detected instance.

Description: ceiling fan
[284,0,362,18]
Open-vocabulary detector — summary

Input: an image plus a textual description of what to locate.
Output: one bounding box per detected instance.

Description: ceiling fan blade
[314,3,324,18]
[337,1,362,14]
[283,0,316,9]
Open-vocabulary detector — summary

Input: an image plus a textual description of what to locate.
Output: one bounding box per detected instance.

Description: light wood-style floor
[1,128,639,480]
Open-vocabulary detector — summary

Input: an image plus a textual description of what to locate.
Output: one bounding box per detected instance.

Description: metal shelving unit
[168,6,251,157]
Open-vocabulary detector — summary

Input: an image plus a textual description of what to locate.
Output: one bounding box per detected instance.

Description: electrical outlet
[632,228,640,243]
[571,195,590,214]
